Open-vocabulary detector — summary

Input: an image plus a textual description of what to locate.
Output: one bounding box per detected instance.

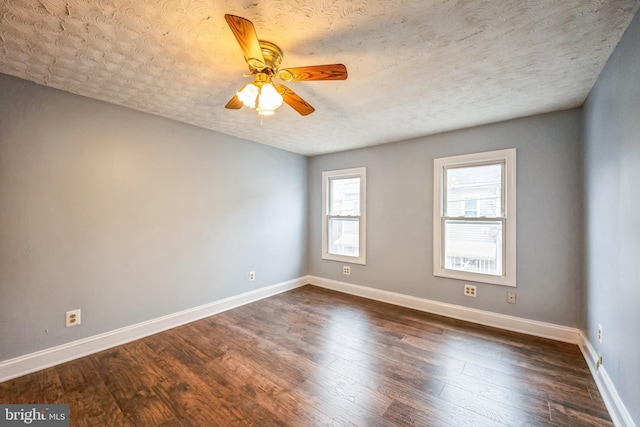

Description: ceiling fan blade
[224,14,266,69]
[278,64,348,82]
[225,94,243,109]
[277,85,315,116]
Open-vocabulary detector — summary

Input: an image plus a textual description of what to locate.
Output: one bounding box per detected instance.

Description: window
[322,167,366,264]
[433,149,516,286]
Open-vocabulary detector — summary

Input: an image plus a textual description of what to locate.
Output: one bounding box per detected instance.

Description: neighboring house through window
[433,149,516,286]
[322,167,366,265]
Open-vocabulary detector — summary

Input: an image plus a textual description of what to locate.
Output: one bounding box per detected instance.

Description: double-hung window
[433,149,516,286]
[322,167,366,265]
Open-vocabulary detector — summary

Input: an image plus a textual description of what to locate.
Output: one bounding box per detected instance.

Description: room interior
[1,0,639,425]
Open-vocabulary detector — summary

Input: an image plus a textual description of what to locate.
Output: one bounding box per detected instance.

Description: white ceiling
[1,1,638,156]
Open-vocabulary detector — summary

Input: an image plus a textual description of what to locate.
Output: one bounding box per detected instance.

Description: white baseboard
[0,277,307,383]
[579,334,636,427]
[308,276,581,344]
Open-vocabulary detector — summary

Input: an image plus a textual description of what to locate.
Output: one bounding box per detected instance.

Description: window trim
[322,167,366,265]
[433,149,516,286]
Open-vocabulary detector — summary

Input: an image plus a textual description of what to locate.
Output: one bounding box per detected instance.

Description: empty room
[1,1,639,426]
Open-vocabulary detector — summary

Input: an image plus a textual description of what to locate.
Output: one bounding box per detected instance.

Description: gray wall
[583,10,640,425]
[309,109,583,326]
[0,74,308,361]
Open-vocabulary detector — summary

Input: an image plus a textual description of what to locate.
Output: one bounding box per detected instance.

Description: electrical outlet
[343,266,351,275]
[598,324,602,343]
[507,292,516,304]
[464,284,477,297]
[249,271,255,281]
[65,309,81,327]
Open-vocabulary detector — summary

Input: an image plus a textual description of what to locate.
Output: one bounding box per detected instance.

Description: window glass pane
[446,164,502,217]
[330,177,360,216]
[328,217,359,256]
[444,220,503,276]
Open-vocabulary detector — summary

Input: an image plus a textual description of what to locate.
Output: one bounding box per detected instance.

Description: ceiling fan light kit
[224,14,348,117]
[236,74,283,116]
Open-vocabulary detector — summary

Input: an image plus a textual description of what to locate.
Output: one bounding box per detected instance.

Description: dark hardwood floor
[0,285,612,426]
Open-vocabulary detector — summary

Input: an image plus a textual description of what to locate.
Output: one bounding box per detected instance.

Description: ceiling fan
[224,14,348,116]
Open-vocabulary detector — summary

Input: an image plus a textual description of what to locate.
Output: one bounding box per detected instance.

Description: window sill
[434,269,516,287]
[322,253,366,265]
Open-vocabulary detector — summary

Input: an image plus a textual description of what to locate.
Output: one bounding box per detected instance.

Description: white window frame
[433,149,516,286]
[322,167,366,265]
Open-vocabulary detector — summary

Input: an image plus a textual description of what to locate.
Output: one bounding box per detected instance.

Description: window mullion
[442,216,504,221]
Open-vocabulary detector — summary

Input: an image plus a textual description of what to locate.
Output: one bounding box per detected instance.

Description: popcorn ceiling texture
[1,0,638,155]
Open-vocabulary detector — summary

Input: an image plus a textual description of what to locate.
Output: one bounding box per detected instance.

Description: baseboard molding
[0,277,307,383]
[308,276,581,344]
[579,334,636,427]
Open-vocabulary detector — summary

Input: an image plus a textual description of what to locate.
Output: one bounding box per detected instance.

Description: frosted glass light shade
[237,83,258,108]
[257,83,283,115]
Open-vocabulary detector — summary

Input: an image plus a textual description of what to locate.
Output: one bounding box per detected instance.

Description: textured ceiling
[1,1,638,156]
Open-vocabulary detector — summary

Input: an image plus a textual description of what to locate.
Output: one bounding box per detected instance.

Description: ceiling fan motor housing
[253,41,283,75]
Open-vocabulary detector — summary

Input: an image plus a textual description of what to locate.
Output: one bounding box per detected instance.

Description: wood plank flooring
[0,285,612,426]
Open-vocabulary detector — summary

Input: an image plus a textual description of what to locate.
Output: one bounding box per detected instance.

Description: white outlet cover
[464,285,477,297]
[65,309,81,327]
